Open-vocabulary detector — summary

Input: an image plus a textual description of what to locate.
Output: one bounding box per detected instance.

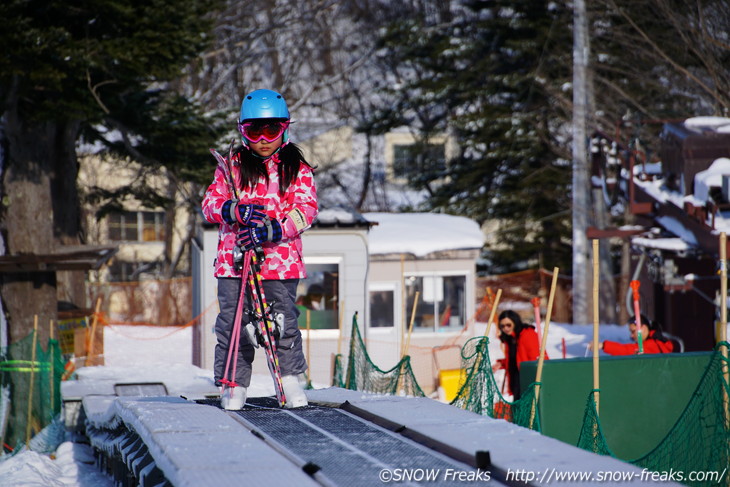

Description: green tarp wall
[520,351,711,460]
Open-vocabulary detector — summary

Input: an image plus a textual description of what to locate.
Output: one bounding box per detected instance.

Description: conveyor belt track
[229,404,496,487]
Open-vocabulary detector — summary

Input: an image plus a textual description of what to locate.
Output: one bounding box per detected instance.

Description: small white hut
[191,210,484,394]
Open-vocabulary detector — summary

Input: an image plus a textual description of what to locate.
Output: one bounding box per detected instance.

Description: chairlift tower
[572,0,591,324]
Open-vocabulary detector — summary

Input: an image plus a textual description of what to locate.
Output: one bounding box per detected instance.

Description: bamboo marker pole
[400,254,406,358]
[484,289,503,338]
[87,297,102,364]
[531,267,559,429]
[396,291,421,394]
[306,309,312,387]
[26,315,39,447]
[333,300,346,388]
[401,291,420,359]
[49,320,55,413]
[592,240,600,416]
[721,233,727,344]
[719,233,729,428]
[336,299,346,356]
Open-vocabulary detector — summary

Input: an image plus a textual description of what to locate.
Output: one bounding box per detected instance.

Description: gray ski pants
[214,277,307,387]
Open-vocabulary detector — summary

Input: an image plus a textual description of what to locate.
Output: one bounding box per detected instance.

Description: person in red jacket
[492,310,547,400]
[594,314,674,355]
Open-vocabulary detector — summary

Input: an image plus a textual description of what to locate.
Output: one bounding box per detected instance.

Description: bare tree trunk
[0,102,60,345]
[356,133,373,210]
[52,120,85,308]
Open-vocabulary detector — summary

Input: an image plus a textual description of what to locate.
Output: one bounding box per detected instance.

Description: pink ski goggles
[238,120,290,143]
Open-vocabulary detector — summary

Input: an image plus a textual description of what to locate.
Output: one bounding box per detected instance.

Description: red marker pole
[630,280,644,354]
[531,297,542,343]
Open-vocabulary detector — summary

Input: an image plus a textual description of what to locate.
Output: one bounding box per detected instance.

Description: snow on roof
[314,207,370,227]
[631,154,730,250]
[693,157,730,202]
[654,216,699,246]
[631,237,691,252]
[683,116,730,133]
[363,212,484,256]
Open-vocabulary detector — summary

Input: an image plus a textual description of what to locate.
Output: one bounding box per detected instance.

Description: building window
[369,287,395,328]
[108,211,165,242]
[106,260,158,282]
[296,262,339,330]
[404,274,466,331]
[392,143,446,179]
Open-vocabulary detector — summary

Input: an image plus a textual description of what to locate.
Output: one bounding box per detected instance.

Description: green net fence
[449,336,541,431]
[333,314,730,481]
[1,331,65,456]
[578,343,730,485]
[331,353,345,389]
[332,314,425,397]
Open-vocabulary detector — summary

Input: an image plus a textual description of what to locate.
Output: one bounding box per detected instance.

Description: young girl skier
[202,88,318,409]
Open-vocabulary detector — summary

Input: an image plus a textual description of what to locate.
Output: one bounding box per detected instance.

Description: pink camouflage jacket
[201,150,318,280]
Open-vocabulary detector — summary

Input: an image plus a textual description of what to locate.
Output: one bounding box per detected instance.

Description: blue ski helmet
[239,89,290,146]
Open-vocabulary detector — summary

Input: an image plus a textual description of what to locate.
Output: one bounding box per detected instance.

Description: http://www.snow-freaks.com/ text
[377,466,727,484]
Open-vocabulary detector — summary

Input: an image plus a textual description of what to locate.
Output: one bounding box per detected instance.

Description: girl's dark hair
[498,310,525,337]
[234,142,314,195]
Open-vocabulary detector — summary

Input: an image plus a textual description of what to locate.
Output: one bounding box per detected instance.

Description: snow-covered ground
[0,321,674,486]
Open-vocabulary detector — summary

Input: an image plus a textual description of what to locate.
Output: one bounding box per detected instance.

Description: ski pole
[210,140,238,199]
[629,280,644,354]
[247,250,287,407]
[220,255,252,391]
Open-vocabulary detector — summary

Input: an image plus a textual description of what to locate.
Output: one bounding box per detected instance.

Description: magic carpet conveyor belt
[227,402,503,487]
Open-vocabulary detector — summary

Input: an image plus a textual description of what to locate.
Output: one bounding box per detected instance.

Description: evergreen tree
[0,0,220,343]
[375,0,574,273]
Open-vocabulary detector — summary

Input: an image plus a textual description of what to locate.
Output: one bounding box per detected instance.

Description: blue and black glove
[236,218,283,250]
[222,200,266,227]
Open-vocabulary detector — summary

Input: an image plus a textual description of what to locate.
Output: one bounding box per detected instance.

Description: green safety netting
[0,332,65,456]
[577,343,730,486]
[331,353,345,389]
[332,314,425,397]
[326,315,730,480]
[449,336,541,431]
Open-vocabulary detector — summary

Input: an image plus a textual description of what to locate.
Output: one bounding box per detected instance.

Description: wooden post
[531,267,559,429]
[592,240,600,416]
[721,233,727,344]
[86,297,103,365]
[306,309,312,387]
[484,289,503,338]
[336,299,346,356]
[400,254,406,358]
[333,301,346,388]
[26,316,39,447]
[719,233,729,428]
[401,291,420,359]
[49,320,55,413]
